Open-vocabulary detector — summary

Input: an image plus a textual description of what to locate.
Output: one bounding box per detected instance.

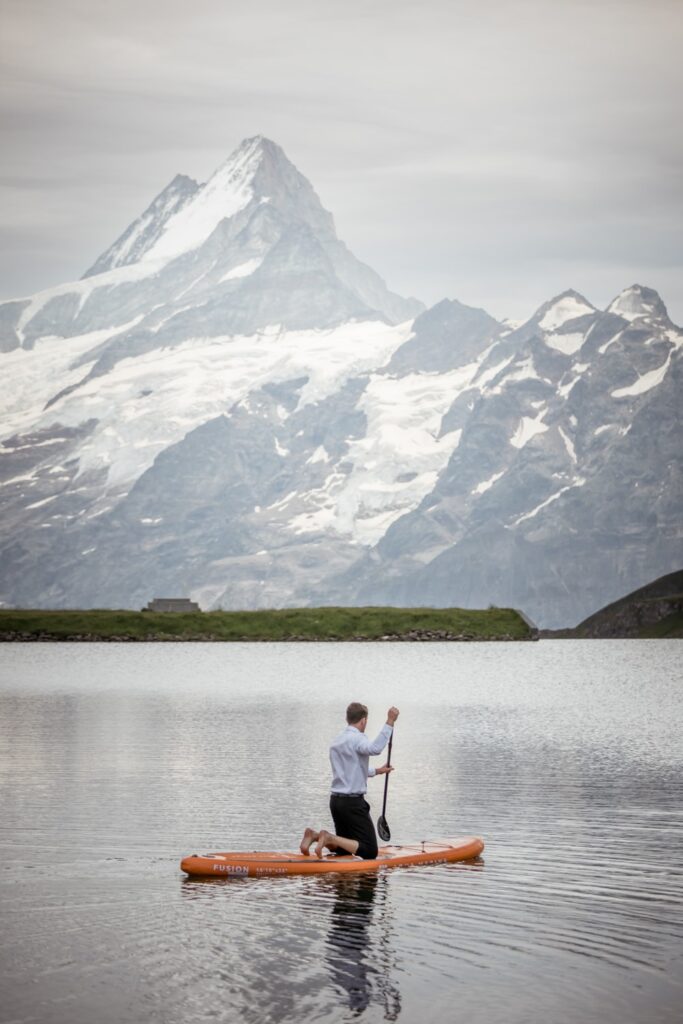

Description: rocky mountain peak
[169,172,201,190]
[531,289,596,332]
[84,136,338,279]
[606,284,670,324]
[139,137,271,264]
[82,172,201,277]
[232,134,298,178]
[204,135,294,197]
[243,136,337,241]
[1,135,422,362]
[386,297,502,375]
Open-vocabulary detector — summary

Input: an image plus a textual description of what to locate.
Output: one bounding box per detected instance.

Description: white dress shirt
[329,723,393,795]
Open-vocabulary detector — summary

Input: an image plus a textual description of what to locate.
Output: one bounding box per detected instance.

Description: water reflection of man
[300,703,399,859]
[324,875,401,1020]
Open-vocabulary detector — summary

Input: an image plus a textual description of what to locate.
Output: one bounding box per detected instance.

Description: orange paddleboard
[181,836,484,878]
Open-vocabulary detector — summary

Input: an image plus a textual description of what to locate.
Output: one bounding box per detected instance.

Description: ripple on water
[0,641,682,1024]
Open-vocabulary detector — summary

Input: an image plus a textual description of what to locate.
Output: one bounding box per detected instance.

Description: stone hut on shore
[144,598,201,613]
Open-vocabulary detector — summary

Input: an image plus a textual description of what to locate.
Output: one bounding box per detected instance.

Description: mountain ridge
[0,137,680,627]
[82,173,201,278]
[541,569,683,637]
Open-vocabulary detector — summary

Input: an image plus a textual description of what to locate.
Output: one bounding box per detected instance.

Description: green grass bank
[0,606,534,642]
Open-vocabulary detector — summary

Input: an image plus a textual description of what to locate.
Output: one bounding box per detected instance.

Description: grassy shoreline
[0,606,535,642]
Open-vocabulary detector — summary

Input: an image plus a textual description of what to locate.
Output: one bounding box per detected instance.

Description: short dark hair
[346,702,368,724]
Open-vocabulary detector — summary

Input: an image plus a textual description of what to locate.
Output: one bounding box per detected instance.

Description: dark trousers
[329,794,378,859]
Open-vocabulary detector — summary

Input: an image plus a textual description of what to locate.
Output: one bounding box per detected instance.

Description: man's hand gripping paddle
[377,728,394,843]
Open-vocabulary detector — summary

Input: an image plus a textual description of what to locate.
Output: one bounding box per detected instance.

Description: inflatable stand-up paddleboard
[181,836,484,878]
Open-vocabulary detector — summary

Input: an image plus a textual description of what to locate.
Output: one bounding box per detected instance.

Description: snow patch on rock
[472,470,505,495]
[558,426,577,462]
[307,446,330,465]
[510,412,548,449]
[538,295,594,332]
[612,352,672,398]
[545,331,584,356]
[219,258,263,283]
[514,477,586,525]
[143,138,264,263]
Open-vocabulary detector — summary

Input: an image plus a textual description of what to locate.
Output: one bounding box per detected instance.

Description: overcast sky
[2,0,682,322]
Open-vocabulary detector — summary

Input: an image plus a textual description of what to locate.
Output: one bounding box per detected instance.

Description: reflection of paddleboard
[181,836,484,878]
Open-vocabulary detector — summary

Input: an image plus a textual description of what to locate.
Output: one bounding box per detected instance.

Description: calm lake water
[0,641,681,1024]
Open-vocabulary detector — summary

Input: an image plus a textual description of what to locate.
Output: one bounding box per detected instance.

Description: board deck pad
[181,836,484,878]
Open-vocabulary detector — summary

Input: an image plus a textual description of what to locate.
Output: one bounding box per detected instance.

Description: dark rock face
[561,569,683,637]
[0,137,680,628]
[575,596,683,638]
[386,298,502,375]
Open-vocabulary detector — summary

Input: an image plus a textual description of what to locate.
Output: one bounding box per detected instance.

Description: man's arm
[356,707,400,756]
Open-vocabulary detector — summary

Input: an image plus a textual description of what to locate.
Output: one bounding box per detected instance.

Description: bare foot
[300,828,318,856]
[315,830,332,859]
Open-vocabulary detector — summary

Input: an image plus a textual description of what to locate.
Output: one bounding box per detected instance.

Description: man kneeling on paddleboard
[300,702,399,859]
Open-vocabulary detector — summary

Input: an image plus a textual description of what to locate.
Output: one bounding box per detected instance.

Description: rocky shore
[0,629,536,643]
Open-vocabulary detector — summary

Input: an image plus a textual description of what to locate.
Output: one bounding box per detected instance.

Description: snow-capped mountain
[340,285,682,623]
[3,136,421,358]
[0,138,680,626]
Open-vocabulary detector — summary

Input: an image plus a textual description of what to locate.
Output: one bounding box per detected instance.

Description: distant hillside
[0,605,534,642]
[544,570,683,638]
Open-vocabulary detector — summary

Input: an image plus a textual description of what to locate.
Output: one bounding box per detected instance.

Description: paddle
[376,728,394,842]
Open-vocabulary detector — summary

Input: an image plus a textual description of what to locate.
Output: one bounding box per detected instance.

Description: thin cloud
[1,0,682,321]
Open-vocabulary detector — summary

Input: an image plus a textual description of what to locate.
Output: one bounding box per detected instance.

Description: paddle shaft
[380,729,394,818]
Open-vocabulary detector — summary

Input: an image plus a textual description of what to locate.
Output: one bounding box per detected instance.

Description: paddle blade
[377,815,391,842]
